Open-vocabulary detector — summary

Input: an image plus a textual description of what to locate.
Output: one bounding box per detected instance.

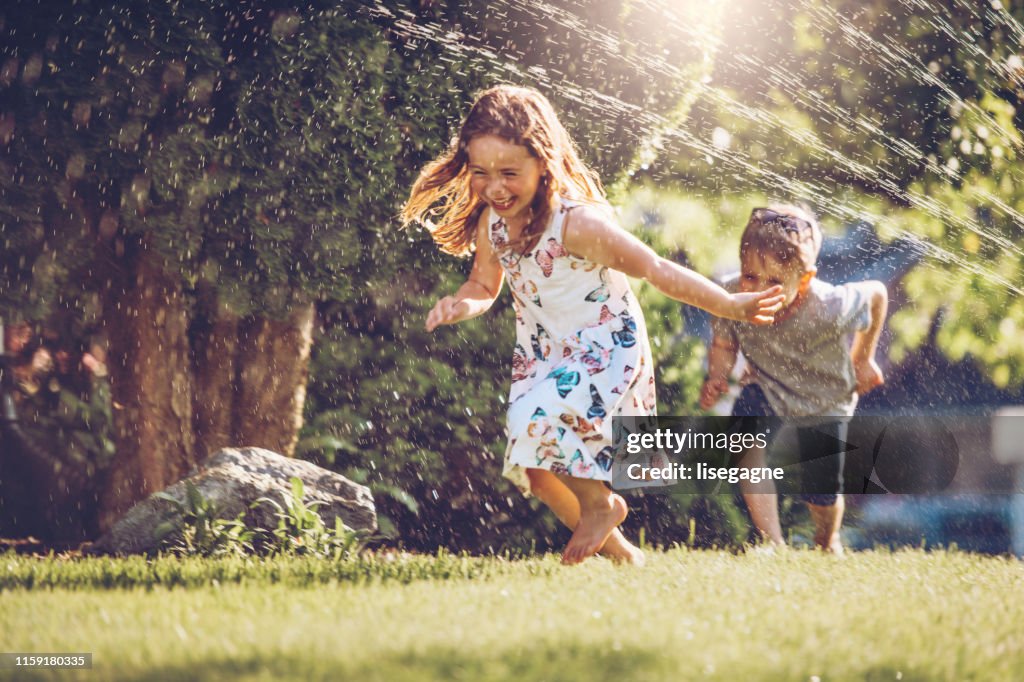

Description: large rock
[87,447,376,555]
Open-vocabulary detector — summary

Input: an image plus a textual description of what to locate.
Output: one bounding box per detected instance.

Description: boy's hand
[854,357,884,395]
[730,286,785,325]
[425,296,468,332]
[700,376,730,410]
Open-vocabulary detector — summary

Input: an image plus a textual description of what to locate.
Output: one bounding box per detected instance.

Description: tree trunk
[192,288,239,461]
[97,242,316,530]
[98,240,196,531]
[232,304,316,456]
[192,298,315,461]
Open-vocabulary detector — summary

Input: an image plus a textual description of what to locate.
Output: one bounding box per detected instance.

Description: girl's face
[466,134,544,225]
[740,253,813,309]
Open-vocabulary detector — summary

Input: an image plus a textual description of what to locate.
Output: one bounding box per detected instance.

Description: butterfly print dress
[492,198,657,494]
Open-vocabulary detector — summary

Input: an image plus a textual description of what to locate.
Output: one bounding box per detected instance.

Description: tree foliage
[1,0,717,548]
[7,0,1020,552]
[299,0,720,551]
[653,0,1024,386]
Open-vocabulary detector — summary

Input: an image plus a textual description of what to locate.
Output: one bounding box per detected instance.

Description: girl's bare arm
[425,212,505,332]
[563,206,784,324]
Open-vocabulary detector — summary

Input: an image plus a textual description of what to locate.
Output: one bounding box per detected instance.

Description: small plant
[255,477,367,559]
[150,477,366,559]
[153,482,255,557]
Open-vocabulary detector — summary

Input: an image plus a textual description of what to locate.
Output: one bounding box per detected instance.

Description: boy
[700,205,888,553]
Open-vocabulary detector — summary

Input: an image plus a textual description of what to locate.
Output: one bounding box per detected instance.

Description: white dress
[490,197,658,493]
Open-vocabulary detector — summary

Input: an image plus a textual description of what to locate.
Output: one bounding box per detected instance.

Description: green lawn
[1,549,1021,681]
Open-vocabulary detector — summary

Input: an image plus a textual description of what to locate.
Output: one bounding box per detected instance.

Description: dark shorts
[731,384,845,506]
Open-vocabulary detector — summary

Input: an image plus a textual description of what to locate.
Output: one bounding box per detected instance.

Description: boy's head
[739,204,822,308]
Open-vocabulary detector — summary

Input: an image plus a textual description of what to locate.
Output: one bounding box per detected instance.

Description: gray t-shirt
[711,276,872,417]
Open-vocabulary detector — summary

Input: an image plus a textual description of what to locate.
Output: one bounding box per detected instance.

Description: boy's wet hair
[740,204,822,272]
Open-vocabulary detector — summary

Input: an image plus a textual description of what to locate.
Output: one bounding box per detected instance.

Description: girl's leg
[554,474,628,564]
[526,469,643,564]
[738,445,785,546]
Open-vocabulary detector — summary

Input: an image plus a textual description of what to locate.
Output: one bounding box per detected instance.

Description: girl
[402,85,783,565]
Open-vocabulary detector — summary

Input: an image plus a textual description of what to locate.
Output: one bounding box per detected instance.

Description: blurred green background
[2,0,1023,553]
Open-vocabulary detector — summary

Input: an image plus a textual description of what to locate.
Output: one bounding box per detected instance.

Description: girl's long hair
[401,85,607,257]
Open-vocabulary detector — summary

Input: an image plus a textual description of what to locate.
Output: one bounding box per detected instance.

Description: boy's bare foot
[746,540,787,556]
[820,536,845,556]
[807,498,845,557]
[599,529,645,566]
[562,493,628,565]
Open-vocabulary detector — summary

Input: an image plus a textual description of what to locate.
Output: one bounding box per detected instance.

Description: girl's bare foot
[562,493,628,565]
[599,529,645,566]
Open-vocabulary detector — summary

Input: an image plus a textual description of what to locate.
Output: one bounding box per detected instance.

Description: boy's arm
[562,207,784,325]
[700,336,739,410]
[849,280,888,394]
[425,212,504,332]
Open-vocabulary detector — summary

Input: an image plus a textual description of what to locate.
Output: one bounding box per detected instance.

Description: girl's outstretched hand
[729,286,785,325]
[425,295,467,332]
